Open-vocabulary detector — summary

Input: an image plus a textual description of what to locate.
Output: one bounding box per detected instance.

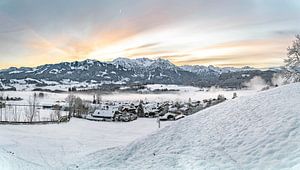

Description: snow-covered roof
[92,109,115,118]
[179,107,189,111]
[168,107,178,112]
[144,108,159,113]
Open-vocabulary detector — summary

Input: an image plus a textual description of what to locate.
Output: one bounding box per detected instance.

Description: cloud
[124,43,160,52]
[177,56,238,65]
[272,30,299,36]
[0,0,300,69]
[128,50,175,57]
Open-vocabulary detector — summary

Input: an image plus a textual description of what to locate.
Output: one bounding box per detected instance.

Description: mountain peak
[112,57,176,69]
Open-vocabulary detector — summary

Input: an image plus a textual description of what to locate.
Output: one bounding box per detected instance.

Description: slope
[72,83,300,169]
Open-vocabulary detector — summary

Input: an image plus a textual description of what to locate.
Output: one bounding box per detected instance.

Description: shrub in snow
[232,92,237,99]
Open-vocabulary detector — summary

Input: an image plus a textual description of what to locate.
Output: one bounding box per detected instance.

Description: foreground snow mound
[72,83,300,170]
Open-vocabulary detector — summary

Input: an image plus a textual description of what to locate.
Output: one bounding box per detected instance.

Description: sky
[0,0,300,69]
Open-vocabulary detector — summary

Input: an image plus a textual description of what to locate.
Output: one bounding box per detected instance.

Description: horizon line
[0,57,284,70]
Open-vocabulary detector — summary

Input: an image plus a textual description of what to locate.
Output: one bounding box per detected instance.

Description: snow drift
[72,83,300,169]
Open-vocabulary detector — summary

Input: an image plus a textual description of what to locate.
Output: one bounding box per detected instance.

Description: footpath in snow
[72,83,300,169]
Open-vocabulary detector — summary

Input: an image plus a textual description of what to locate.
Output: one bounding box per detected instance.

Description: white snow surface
[72,83,300,170]
[0,118,173,169]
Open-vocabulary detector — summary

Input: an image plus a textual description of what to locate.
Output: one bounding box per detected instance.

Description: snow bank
[73,83,300,169]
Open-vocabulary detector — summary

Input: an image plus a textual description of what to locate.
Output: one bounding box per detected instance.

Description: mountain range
[0,57,282,90]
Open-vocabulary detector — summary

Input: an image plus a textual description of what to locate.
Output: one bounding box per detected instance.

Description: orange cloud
[124,43,160,52]
[171,38,290,68]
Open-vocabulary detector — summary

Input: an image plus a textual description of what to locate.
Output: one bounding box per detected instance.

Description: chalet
[87,109,116,121]
[168,107,180,114]
[179,106,189,114]
[120,105,136,114]
[143,103,161,117]
[160,112,185,121]
[114,111,137,122]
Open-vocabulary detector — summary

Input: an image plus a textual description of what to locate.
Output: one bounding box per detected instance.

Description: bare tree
[65,95,88,118]
[96,92,102,104]
[74,97,83,117]
[0,92,3,100]
[74,97,89,118]
[0,92,4,121]
[53,104,62,121]
[49,113,55,121]
[284,34,300,82]
[137,100,145,117]
[25,93,39,122]
[12,105,18,121]
[66,94,76,118]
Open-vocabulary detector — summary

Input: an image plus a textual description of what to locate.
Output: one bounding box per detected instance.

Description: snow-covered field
[0,118,173,169]
[104,86,256,102]
[1,84,257,105]
[0,106,68,122]
[70,83,300,169]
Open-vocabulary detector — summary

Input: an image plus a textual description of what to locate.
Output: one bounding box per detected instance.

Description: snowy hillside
[73,83,300,169]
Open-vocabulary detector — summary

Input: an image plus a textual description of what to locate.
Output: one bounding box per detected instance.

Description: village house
[87,105,117,121]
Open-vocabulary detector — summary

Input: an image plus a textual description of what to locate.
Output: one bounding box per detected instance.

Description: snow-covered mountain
[72,83,300,169]
[113,57,255,74]
[0,59,135,88]
[180,65,256,75]
[0,58,279,90]
[112,57,157,69]
[112,57,178,71]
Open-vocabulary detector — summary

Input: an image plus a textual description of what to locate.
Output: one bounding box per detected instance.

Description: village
[0,90,233,124]
[85,94,228,122]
